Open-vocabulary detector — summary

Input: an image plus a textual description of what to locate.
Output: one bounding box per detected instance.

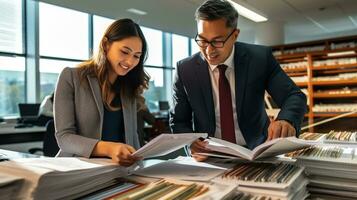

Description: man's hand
[190,139,211,162]
[267,120,296,141]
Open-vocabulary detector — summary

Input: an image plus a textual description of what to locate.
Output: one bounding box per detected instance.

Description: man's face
[196,18,239,65]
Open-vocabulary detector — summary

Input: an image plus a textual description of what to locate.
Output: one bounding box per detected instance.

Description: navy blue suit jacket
[169,42,307,149]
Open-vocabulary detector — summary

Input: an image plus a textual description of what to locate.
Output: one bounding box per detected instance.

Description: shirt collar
[208,45,235,72]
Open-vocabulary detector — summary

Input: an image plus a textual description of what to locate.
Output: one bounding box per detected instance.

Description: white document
[133,157,231,181]
[132,133,207,158]
[0,157,129,200]
[200,136,311,161]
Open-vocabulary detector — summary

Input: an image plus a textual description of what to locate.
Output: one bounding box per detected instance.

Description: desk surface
[0,148,40,160]
[0,124,46,145]
[0,126,46,134]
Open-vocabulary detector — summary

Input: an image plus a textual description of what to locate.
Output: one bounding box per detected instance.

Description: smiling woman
[54,18,149,167]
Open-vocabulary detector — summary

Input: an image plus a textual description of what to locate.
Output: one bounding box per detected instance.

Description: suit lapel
[195,54,215,136]
[120,91,134,146]
[87,75,104,119]
[234,43,249,120]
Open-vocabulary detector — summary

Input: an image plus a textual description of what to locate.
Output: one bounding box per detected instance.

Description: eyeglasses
[195,29,236,48]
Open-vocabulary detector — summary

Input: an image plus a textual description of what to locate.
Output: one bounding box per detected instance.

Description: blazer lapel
[120,91,135,146]
[87,75,104,119]
[195,54,215,136]
[234,43,249,120]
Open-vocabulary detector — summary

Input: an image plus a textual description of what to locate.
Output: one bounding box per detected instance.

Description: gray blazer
[54,67,140,157]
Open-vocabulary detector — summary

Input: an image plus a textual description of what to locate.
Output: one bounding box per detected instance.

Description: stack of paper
[291,146,357,199]
[324,130,357,144]
[299,132,325,142]
[0,173,24,200]
[84,173,238,200]
[299,131,357,145]
[0,158,130,199]
[92,178,236,200]
[133,157,233,182]
[213,162,309,200]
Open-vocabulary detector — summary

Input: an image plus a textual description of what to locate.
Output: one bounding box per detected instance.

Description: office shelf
[311,79,357,86]
[313,63,357,71]
[314,91,357,98]
[313,113,357,117]
[271,35,357,132]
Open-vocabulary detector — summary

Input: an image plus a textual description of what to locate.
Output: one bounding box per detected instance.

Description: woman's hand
[92,141,141,166]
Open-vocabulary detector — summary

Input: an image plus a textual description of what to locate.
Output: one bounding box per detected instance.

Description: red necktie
[218,64,236,143]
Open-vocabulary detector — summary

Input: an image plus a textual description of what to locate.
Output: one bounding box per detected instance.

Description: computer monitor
[18,103,40,123]
[158,101,169,111]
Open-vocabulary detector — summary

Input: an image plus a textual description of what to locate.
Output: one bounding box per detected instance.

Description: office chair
[28,119,59,156]
[158,101,170,111]
[43,120,59,157]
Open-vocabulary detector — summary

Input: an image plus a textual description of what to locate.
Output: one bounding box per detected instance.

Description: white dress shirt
[207,46,246,145]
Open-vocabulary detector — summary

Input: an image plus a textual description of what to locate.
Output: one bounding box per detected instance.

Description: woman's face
[106,36,142,78]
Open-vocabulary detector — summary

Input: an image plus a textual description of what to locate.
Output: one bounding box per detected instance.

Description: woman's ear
[102,37,109,53]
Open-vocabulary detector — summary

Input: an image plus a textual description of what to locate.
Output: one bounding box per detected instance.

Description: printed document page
[133,133,207,158]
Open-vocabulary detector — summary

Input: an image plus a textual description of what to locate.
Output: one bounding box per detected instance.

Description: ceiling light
[126,8,147,16]
[227,0,267,22]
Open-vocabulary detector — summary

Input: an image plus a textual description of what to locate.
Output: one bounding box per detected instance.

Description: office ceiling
[39,0,357,44]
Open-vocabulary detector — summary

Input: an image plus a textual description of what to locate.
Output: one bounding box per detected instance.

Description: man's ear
[234,29,240,40]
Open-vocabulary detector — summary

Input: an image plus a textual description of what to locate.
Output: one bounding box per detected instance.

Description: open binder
[197,136,311,160]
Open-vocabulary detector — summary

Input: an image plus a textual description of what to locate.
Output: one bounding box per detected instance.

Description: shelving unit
[271,35,357,132]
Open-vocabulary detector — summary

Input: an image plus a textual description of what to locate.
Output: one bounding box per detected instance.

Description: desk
[0,125,46,145]
[0,148,40,160]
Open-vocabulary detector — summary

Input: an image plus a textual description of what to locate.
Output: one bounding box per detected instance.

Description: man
[170,0,307,161]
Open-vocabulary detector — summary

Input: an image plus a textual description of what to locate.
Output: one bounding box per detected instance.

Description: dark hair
[195,0,238,28]
[78,18,149,110]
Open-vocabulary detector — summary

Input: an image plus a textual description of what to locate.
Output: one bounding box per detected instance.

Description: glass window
[141,26,163,66]
[144,67,167,111]
[172,34,189,67]
[39,59,80,100]
[39,2,89,59]
[190,38,200,55]
[0,0,23,53]
[0,56,25,117]
[92,15,114,54]
[172,34,189,79]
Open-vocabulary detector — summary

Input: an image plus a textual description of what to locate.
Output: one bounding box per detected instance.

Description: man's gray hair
[195,0,238,28]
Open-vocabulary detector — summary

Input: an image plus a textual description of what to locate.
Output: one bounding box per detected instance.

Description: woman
[54,18,149,166]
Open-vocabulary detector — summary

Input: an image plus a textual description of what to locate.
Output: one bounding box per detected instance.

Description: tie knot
[218,64,228,73]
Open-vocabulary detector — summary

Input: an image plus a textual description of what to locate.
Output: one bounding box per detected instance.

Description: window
[140,26,165,111]
[144,67,168,111]
[39,2,89,59]
[39,59,80,100]
[92,15,114,54]
[0,0,23,54]
[0,56,25,116]
[190,38,200,55]
[0,0,24,117]
[172,34,189,67]
[172,34,189,79]
[39,2,88,101]
[141,26,163,66]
